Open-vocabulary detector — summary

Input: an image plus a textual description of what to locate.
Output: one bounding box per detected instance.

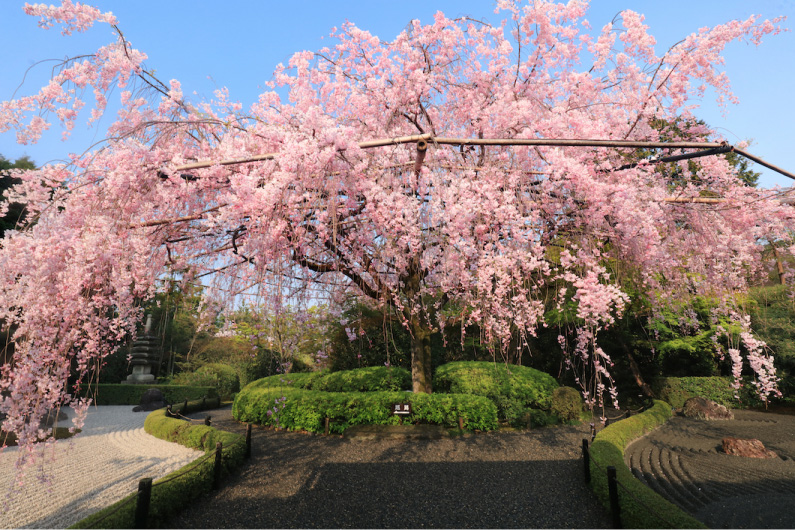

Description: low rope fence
[82,421,253,529]
[582,437,676,528]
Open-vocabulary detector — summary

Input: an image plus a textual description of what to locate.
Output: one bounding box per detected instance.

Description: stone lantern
[122,314,159,384]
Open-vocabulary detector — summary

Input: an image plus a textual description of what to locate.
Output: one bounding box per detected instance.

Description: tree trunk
[409,318,433,394]
[618,338,655,398]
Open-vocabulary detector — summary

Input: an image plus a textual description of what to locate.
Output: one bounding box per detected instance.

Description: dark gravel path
[625,409,795,529]
[169,407,611,529]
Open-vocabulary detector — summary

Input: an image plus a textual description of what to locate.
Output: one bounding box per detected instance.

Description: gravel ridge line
[169,407,612,529]
[625,409,795,529]
[0,406,204,529]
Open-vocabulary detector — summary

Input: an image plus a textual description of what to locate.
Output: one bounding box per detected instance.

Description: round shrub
[550,386,583,422]
[434,361,559,423]
[174,363,240,399]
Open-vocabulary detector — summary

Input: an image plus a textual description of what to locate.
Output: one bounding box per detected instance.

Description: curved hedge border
[233,384,498,433]
[69,401,245,529]
[588,400,706,529]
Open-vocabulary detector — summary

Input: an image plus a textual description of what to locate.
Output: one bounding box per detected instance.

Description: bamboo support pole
[733,147,795,181]
[170,136,726,172]
[663,197,727,204]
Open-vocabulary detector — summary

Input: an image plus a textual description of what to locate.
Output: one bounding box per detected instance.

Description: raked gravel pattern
[0,406,203,529]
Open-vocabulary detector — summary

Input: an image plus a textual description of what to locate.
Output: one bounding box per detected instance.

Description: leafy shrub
[245,371,326,390]
[588,400,705,528]
[233,385,498,433]
[71,408,245,529]
[652,377,737,409]
[172,364,239,400]
[550,386,583,422]
[433,361,558,423]
[77,383,217,406]
[313,366,411,392]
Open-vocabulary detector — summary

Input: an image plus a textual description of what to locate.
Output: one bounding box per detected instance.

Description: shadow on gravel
[169,458,609,529]
[168,411,611,529]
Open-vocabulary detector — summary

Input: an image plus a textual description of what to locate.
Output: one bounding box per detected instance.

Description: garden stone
[133,388,169,412]
[722,437,778,458]
[681,396,734,420]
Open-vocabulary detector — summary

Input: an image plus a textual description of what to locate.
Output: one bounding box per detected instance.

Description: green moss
[588,400,705,529]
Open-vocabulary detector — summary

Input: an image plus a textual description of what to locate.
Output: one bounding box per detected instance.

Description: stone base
[122,374,156,384]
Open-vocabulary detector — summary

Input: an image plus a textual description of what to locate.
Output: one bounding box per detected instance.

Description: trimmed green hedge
[433,361,558,423]
[70,404,245,529]
[588,400,705,529]
[312,366,411,392]
[251,367,411,393]
[652,377,736,409]
[233,383,498,433]
[78,384,218,406]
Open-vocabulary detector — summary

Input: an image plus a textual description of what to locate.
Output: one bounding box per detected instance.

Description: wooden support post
[607,466,622,528]
[324,417,330,436]
[245,423,252,459]
[582,439,591,483]
[458,416,464,430]
[182,399,188,415]
[134,477,153,529]
[204,416,211,426]
[213,442,223,490]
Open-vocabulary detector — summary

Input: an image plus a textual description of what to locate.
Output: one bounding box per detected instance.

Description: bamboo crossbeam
[663,197,727,204]
[430,137,725,149]
[169,136,724,172]
[165,133,793,182]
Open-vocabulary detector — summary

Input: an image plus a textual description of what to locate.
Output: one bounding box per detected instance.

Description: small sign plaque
[392,403,412,415]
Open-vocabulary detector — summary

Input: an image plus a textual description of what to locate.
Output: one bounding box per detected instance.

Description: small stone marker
[392,403,412,415]
[722,437,778,459]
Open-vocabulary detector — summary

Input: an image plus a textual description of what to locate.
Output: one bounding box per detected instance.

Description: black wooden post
[213,442,223,490]
[582,439,591,483]
[134,477,153,529]
[607,466,622,528]
[204,415,211,426]
[201,396,206,409]
[245,423,252,459]
[182,399,188,415]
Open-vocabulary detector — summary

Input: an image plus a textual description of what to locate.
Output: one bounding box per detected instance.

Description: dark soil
[168,406,611,529]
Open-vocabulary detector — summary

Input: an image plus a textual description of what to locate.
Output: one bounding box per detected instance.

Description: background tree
[0,1,790,455]
[0,154,36,238]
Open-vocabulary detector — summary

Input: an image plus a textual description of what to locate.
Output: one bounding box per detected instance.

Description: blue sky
[1,0,793,188]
